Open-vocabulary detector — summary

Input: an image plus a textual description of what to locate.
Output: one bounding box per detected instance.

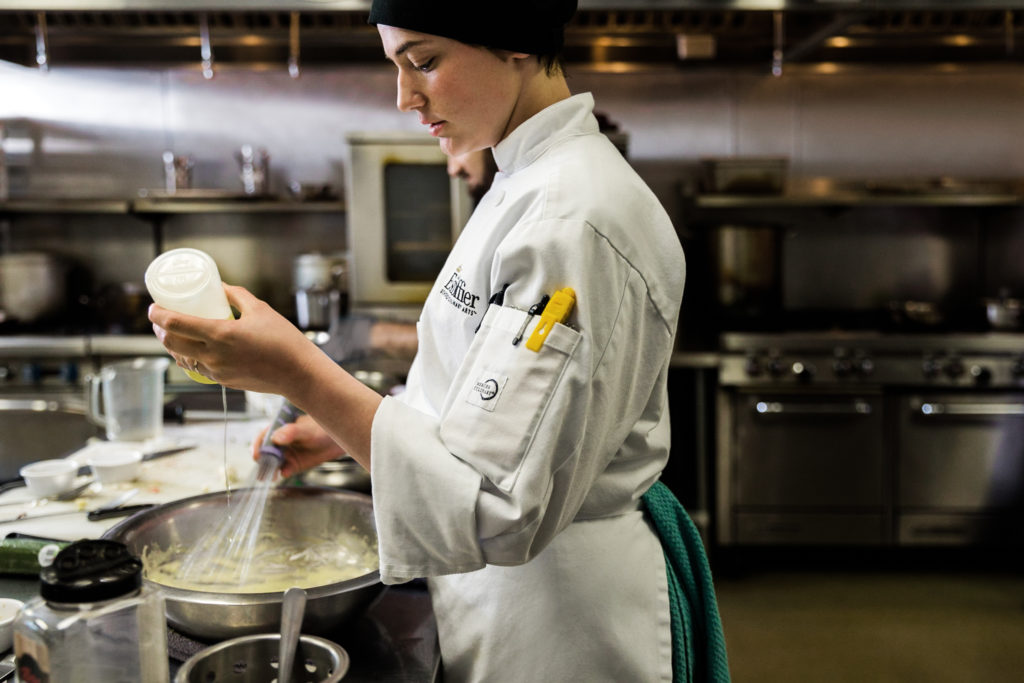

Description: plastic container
[0,597,23,652]
[13,539,169,683]
[144,248,232,384]
[85,445,144,485]
[86,357,169,442]
[19,459,78,498]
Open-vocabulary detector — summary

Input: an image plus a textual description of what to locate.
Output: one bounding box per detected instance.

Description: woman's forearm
[283,348,384,471]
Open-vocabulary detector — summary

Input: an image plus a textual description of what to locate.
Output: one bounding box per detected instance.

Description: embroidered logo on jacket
[440,269,481,316]
[467,370,507,412]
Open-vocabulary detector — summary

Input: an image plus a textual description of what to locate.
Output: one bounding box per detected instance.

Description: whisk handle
[258,399,303,464]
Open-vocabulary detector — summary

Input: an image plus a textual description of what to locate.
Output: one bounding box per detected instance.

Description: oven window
[383,162,454,282]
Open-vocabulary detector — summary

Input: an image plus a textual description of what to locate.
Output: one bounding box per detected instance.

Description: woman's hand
[252,414,347,479]
[148,284,317,396]
[150,281,382,469]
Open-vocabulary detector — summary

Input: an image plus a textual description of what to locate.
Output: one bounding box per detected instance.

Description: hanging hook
[288,11,301,79]
[200,13,214,80]
[35,12,49,72]
[772,11,784,77]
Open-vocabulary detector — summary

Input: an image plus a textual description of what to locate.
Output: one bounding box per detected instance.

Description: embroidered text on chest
[440,271,482,316]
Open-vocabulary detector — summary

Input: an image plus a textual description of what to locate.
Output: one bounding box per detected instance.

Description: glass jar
[13,539,168,683]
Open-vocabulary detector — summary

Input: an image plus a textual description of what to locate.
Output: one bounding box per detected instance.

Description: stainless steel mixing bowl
[102,486,383,641]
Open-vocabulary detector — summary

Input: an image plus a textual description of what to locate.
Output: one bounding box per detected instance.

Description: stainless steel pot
[712,224,779,313]
[293,252,349,332]
[300,457,371,493]
[0,252,67,323]
[102,486,383,641]
[887,300,944,328]
[983,294,1022,331]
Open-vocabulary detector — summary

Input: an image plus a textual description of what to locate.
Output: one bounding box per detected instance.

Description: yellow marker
[526,287,575,352]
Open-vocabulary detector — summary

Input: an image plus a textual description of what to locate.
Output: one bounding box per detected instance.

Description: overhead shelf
[131,198,345,214]
[0,197,345,215]
[687,176,1024,209]
[691,191,1024,208]
[0,199,132,214]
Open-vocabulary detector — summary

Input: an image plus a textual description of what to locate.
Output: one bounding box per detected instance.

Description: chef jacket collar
[492,92,599,175]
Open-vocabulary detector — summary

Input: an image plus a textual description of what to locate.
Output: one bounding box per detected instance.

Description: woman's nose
[396,71,424,112]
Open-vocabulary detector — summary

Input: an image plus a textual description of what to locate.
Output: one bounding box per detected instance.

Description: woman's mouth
[427,120,445,136]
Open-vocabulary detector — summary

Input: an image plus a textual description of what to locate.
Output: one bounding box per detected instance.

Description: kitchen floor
[711,549,1024,683]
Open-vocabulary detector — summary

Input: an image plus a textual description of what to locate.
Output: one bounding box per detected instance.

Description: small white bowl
[86,446,144,485]
[19,459,79,498]
[0,598,24,652]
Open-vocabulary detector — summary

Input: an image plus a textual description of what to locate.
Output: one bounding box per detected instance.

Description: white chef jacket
[370,92,685,683]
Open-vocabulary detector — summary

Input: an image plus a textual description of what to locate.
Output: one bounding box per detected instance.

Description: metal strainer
[174,633,349,683]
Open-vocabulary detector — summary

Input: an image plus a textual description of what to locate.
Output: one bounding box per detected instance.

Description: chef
[148,0,726,680]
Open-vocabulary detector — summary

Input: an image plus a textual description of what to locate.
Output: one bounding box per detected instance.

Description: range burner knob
[854,356,874,377]
[944,357,965,379]
[922,356,941,379]
[791,361,814,382]
[744,355,763,377]
[1013,357,1024,379]
[969,365,992,386]
[832,358,853,378]
[768,356,786,377]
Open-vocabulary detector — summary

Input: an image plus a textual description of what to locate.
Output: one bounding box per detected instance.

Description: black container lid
[40,539,142,603]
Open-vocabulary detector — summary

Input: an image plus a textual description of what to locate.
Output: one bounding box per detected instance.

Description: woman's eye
[414,57,435,71]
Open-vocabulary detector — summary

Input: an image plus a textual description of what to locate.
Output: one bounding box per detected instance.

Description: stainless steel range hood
[1,1,1022,71]
[2,2,1022,8]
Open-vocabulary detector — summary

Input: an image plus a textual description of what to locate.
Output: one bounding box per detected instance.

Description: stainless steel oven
[346,132,472,311]
[727,390,887,545]
[717,332,1024,547]
[897,392,1024,545]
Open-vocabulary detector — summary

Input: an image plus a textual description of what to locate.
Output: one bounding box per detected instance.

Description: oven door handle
[916,402,1024,417]
[753,399,873,416]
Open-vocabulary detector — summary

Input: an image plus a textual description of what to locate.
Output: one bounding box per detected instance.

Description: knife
[0,489,154,525]
[0,443,197,494]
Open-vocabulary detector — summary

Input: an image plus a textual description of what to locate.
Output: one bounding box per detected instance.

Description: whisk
[174,399,303,587]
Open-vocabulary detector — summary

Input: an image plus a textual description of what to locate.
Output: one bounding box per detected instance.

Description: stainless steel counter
[671,350,720,369]
[0,334,164,357]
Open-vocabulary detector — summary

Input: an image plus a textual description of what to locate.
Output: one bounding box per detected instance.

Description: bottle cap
[40,540,142,603]
[145,247,220,304]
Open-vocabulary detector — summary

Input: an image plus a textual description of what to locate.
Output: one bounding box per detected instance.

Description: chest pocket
[439,304,582,493]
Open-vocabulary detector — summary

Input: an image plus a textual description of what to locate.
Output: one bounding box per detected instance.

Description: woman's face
[378,25,526,157]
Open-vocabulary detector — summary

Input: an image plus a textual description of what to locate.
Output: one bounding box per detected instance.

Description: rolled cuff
[370,396,485,584]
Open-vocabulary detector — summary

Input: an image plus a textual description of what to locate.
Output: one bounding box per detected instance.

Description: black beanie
[368,0,577,56]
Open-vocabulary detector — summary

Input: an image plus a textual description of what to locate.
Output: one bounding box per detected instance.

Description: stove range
[715,330,1024,548]
[719,331,1024,389]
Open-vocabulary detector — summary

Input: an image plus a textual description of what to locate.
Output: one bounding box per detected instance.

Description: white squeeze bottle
[145,247,232,384]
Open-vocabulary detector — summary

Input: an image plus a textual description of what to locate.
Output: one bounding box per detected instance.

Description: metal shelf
[692,191,1024,209]
[131,198,345,214]
[0,199,132,214]
[0,198,345,215]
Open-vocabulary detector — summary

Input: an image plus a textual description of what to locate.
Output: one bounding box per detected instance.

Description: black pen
[512,295,550,346]
[475,283,510,333]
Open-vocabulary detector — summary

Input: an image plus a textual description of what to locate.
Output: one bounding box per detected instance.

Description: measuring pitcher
[87,357,169,442]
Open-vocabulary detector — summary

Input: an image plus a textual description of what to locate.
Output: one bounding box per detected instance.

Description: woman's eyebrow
[388,39,428,59]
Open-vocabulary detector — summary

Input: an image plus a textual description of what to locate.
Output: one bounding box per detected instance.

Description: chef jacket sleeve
[371,217,678,584]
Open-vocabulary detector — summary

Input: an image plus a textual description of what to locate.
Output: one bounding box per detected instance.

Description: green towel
[642,480,731,683]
